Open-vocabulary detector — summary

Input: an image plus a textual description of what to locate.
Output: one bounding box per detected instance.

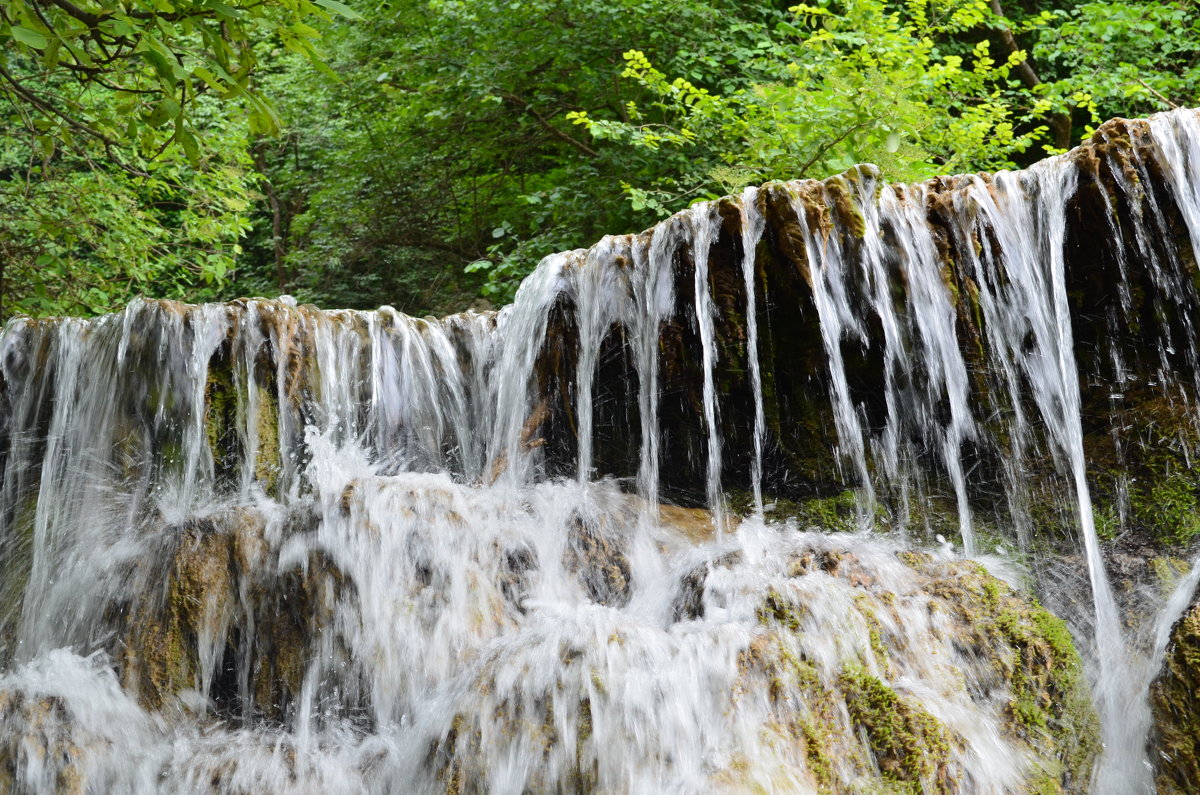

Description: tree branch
[39,0,103,27]
[500,91,600,158]
[0,65,149,177]
[1136,78,1179,110]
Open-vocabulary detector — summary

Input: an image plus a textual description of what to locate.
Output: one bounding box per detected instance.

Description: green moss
[1151,556,1190,594]
[852,593,890,669]
[1131,469,1200,544]
[1092,502,1121,542]
[1083,389,1200,548]
[897,550,933,569]
[826,172,868,239]
[571,697,597,792]
[917,559,1100,788]
[744,555,1099,792]
[204,363,241,486]
[1024,765,1068,795]
[980,574,1003,610]
[750,489,862,532]
[739,630,851,790]
[1150,602,1200,793]
[757,588,804,632]
[253,384,281,493]
[797,715,835,791]
[839,663,951,794]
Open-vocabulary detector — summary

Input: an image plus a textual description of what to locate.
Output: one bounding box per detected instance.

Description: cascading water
[738,186,768,517]
[5,109,1200,793]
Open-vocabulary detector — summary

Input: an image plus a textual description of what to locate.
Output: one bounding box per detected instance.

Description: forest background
[1,0,1197,319]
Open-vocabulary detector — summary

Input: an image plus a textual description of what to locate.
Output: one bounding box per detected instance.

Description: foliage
[0,0,356,162]
[4,0,1200,315]
[285,0,1200,305]
[0,0,352,318]
[235,0,793,310]
[0,94,255,317]
[567,0,1123,213]
[1034,1,1200,119]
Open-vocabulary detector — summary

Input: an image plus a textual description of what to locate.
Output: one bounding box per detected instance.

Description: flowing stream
[4,110,1200,792]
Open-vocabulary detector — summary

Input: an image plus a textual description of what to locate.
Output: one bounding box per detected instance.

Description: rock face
[5,110,1200,791]
[523,114,1200,554]
[740,550,1099,794]
[1151,592,1200,792]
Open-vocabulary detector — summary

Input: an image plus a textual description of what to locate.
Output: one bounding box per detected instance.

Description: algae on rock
[1150,594,1200,793]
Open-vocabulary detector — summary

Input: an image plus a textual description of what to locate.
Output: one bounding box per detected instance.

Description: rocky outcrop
[2,116,1196,557]
[1150,591,1200,792]
[526,116,1200,553]
[744,551,1098,794]
[424,535,1099,794]
[106,506,353,723]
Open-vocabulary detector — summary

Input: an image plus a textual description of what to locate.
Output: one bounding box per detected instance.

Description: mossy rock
[1084,387,1200,549]
[203,349,282,496]
[911,559,1100,790]
[0,692,88,794]
[120,519,236,709]
[729,488,863,533]
[839,663,952,793]
[113,506,348,722]
[741,549,1099,793]
[562,511,631,607]
[1149,595,1200,793]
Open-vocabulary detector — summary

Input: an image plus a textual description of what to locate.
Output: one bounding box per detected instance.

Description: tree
[5,0,1199,317]
[561,0,1200,223]
[248,0,1200,311]
[0,0,357,163]
[235,0,795,310]
[0,0,356,318]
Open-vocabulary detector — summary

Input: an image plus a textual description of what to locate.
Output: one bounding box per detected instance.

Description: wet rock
[120,514,238,710]
[562,513,631,607]
[112,505,354,723]
[1149,593,1200,792]
[670,552,741,622]
[497,544,537,613]
[741,550,1100,793]
[0,691,87,794]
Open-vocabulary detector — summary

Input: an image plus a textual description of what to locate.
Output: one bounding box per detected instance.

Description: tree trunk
[988,0,1073,150]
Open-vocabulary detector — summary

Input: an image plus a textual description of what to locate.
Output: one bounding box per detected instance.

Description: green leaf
[178,128,200,165]
[207,2,242,18]
[10,26,48,49]
[313,0,363,20]
[192,66,227,92]
[41,38,61,68]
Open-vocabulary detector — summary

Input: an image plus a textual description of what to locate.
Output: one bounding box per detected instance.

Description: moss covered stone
[113,506,347,721]
[253,384,282,493]
[918,559,1100,790]
[743,548,1099,793]
[1149,596,1200,793]
[729,488,862,533]
[839,663,951,793]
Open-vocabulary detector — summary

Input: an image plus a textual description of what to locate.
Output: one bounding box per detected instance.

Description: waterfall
[738,186,767,516]
[687,203,728,532]
[5,109,1200,793]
